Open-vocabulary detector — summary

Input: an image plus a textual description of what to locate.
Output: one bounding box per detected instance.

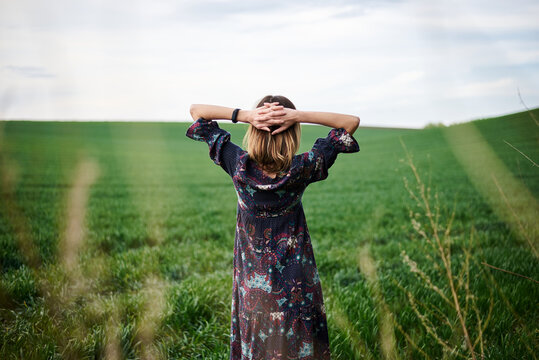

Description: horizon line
[1,106,537,130]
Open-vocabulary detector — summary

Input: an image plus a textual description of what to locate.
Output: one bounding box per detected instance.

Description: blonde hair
[242,95,301,174]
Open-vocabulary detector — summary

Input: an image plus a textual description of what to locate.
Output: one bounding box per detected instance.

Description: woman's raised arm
[190,104,249,123]
[296,111,360,135]
[189,103,285,132]
[257,107,360,135]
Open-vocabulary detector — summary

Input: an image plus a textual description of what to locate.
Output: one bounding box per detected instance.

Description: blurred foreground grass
[0,109,538,359]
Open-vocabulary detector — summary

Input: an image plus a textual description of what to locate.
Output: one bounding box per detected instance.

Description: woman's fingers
[255,110,286,121]
[268,117,286,125]
[251,105,291,132]
[253,114,271,121]
[256,108,270,115]
[253,118,291,134]
[269,109,286,117]
[256,109,286,118]
[253,116,286,125]
[252,122,271,132]
[256,106,283,114]
[263,103,284,111]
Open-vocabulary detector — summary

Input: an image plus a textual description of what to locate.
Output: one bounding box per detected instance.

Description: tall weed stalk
[396,139,494,360]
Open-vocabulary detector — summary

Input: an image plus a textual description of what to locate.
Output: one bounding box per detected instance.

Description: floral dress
[186,118,360,360]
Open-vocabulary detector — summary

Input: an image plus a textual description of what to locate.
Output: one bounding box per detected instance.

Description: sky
[1,0,538,128]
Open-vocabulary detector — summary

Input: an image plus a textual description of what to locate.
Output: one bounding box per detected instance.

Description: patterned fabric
[186,118,360,360]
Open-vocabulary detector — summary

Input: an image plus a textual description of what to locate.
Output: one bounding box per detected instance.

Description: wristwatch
[232,108,240,123]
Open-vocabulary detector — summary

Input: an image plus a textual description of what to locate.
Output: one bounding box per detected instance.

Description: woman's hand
[247,102,284,132]
[267,107,299,135]
[247,102,297,135]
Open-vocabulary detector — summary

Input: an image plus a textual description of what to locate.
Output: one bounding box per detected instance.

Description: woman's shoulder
[292,150,316,165]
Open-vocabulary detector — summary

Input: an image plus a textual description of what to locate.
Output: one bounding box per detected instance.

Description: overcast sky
[1,0,538,128]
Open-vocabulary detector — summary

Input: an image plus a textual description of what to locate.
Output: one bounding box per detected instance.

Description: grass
[0,109,538,359]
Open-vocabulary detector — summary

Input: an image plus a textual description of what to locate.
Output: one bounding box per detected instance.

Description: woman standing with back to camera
[187,95,360,359]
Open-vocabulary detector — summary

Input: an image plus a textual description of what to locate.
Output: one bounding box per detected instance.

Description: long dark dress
[186,118,360,360]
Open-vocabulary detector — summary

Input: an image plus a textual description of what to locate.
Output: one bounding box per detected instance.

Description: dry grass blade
[103,297,123,360]
[0,154,103,357]
[482,261,538,359]
[358,245,398,360]
[444,122,539,258]
[395,138,501,360]
[135,274,170,360]
[392,319,431,360]
[51,158,100,355]
[59,159,100,291]
[503,140,538,168]
[481,261,539,284]
[490,175,538,257]
[400,251,452,307]
[517,87,539,126]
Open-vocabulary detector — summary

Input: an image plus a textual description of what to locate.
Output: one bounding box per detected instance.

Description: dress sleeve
[302,127,360,184]
[186,118,243,177]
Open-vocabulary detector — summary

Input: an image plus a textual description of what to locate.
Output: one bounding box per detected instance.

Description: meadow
[0,109,537,359]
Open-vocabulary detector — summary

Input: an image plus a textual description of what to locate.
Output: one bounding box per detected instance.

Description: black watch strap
[231,108,240,123]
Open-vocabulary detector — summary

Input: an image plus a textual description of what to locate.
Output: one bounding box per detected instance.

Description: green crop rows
[1,109,537,359]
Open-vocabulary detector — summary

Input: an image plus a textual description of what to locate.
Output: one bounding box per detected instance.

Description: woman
[186,95,360,360]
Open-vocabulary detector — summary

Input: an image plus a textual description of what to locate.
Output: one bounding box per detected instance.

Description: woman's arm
[296,111,360,135]
[259,108,360,135]
[190,104,251,123]
[189,103,284,132]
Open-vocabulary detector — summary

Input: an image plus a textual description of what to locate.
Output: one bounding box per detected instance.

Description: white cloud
[447,78,517,98]
[1,0,538,127]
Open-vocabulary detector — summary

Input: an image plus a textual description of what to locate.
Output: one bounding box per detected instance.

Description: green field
[1,109,538,359]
